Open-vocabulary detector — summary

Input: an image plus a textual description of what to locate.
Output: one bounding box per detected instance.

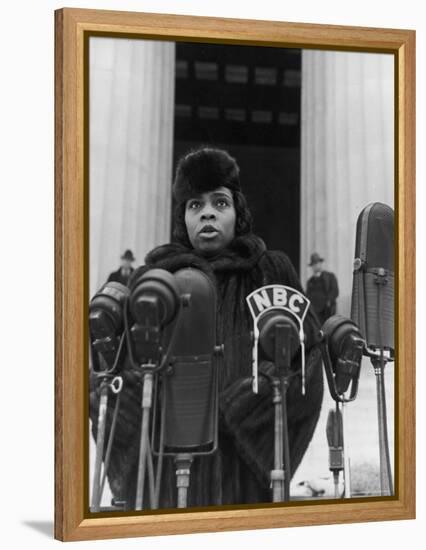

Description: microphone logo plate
[246,285,310,324]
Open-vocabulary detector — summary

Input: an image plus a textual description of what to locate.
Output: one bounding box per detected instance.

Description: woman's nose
[200,206,216,220]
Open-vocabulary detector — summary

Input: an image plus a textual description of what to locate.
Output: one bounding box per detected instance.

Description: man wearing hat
[306,252,339,325]
[107,249,135,286]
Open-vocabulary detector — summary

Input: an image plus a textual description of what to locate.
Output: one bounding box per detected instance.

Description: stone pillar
[297,50,394,490]
[89,37,175,506]
[300,50,394,316]
[89,37,175,296]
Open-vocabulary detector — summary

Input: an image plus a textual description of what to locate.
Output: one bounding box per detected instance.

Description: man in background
[306,252,339,325]
[107,249,135,286]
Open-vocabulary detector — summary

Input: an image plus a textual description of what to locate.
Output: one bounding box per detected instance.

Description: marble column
[88,37,175,506]
[297,50,394,491]
[89,37,175,297]
[300,50,394,316]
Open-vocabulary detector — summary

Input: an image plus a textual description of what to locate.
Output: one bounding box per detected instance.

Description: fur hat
[173,147,241,204]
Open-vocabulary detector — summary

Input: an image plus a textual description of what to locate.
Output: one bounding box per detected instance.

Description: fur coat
[89,234,324,510]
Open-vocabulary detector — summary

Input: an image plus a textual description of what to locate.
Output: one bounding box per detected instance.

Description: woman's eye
[216,199,228,207]
[188,201,201,210]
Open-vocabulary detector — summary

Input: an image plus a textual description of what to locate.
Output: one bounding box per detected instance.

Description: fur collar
[145,234,266,274]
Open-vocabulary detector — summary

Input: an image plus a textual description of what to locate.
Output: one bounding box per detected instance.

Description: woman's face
[184,186,236,255]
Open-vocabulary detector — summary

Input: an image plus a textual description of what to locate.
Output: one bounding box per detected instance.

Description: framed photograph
[55,7,415,542]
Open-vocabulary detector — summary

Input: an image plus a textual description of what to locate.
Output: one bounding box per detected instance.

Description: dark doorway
[173,42,302,272]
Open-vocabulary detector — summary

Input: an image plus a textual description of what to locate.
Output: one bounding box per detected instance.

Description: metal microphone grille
[351,202,394,352]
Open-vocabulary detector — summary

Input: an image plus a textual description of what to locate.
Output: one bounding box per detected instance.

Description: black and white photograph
[1,0,422,546]
[87,34,395,513]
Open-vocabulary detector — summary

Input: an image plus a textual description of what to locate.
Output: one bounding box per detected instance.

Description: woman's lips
[199,225,219,239]
[199,231,219,240]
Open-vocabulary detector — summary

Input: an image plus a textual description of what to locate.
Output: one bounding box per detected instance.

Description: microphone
[127,268,182,510]
[351,202,394,354]
[246,285,310,394]
[258,309,300,370]
[89,281,130,372]
[320,315,364,401]
[350,202,395,496]
[127,268,179,367]
[319,313,364,498]
[89,281,130,511]
[144,268,221,509]
[159,268,219,452]
[246,285,310,503]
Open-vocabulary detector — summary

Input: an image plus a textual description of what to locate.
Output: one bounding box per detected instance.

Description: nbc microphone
[257,307,300,502]
[246,285,310,502]
[258,309,301,371]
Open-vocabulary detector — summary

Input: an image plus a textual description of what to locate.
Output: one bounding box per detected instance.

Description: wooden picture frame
[54,7,415,542]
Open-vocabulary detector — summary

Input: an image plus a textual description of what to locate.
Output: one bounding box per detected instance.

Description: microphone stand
[371,351,393,496]
[270,323,292,502]
[271,379,284,502]
[91,374,110,512]
[90,337,125,512]
[369,268,393,496]
[341,402,352,498]
[332,406,342,498]
[126,297,162,511]
[175,454,194,508]
[326,403,344,499]
[135,366,156,510]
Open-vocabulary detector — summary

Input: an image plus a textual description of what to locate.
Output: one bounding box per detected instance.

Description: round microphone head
[322,314,362,362]
[258,309,300,361]
[322,314,364,396]
[130,268,179,326]
[89,281,130,339]
[354,202,394,271]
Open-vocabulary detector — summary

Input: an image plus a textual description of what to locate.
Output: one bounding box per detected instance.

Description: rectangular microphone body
[161,268,218,453]
[350,203,394,352]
